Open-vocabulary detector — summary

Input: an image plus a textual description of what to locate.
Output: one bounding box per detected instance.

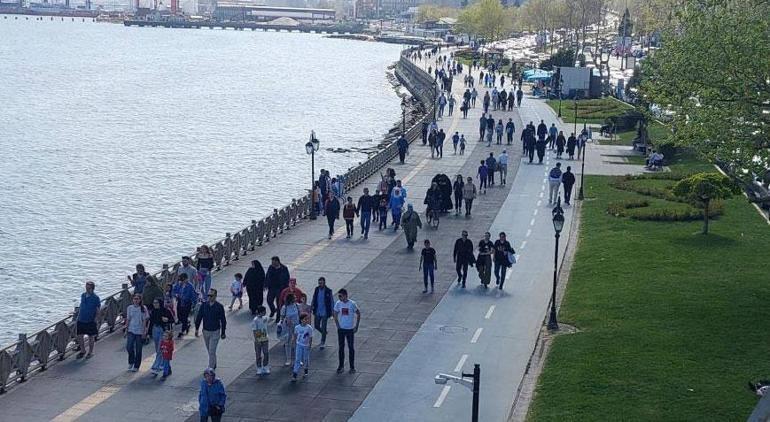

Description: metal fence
[0,48,437,394]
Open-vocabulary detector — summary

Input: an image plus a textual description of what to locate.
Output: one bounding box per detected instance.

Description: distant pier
[123,19,364,34]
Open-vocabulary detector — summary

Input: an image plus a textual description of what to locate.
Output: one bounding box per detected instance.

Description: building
[213,3,335,21]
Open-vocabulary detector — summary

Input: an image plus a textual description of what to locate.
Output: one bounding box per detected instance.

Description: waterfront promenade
[0,53,594,421]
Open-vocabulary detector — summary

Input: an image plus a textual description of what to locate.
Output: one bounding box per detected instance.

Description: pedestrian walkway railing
[0,47,438,395]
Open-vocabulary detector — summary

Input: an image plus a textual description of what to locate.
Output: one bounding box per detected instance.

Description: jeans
[360,211,371,237]
[456,262,469,285]
[479,177,487,191]
[487,172,494,186]
[499,165,507,184]
[399,150,406,163]
[423,264,435,290]
[337,328,355,370]
[549,180,561,203]
[345,219,354,237]
[494,262,509,288]
[151,325,164,370]
[454,194,463,213]
[199,269,211,298]
[126,332,143,369]
[254,341,269,367]
[564,183,574,203]
[507,133,513,144]
[391,209,401,230]
[314,315,329,344]
[465,198,473,215]
[293,344,311,375]
[162,358,171,376]
[200,415,222,422]
[266,289,280,317]
[379,210,388,230]
[202,329,220,369]
[327,216,335,237]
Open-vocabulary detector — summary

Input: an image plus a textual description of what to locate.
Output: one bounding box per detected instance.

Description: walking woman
[419,239,437,294]
[279,293,300,367]
[324,193,340,240]
[401,204,422,250]
[197,245,215,297]
[244,260,265,316]
[462,177,477,216]
[198,368,226,422]
[452,175,464,216]
[493,232,516,290]
[149,298,174,376]
[495,119,504,145]
[476,232,494,288]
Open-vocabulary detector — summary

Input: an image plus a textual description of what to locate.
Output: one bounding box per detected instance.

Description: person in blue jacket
[199,367,226,422]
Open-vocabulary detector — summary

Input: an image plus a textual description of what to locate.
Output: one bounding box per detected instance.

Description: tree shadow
[670,232,737,249]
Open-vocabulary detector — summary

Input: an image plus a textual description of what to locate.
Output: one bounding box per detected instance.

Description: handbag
[206,384,223,416]
[507,252,517,266]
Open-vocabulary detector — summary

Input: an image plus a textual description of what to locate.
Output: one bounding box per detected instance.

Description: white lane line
[539,192,544,198]
[533,209,538,216]
[537,200,542,206]
[454,354,469,372]
[542,178,547,183]
[541,185,546,191]
[434,386,451,408]
[484,305,496,320]
[471,328,483,343]
[526,229,531,237]
[520,240,528,249]
[530,218,536,226]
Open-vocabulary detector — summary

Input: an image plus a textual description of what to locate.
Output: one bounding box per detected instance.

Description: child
[291,313,313,382]
[229,273,243,311]
[459,134,466,155]
[159,330,174,380]
[251,306,270,375]
[297,294,311,316]
[378,196,388,231]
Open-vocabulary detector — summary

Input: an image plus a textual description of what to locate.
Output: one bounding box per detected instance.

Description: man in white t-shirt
[292,314,313,381]
[125,294,149,372]
[333,288,360,374]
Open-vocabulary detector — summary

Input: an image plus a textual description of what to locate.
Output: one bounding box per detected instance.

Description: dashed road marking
[434,386,451,408]
[471,328,483,344]
[520,240,528,249]
[484,305,496,320]
[530,218,535,226]
[533,209,538,216]
[537,200,542,206]
[525,229,531,237]
[454,354,469,372]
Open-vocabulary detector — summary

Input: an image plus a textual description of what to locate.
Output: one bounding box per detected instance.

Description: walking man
[397,135,409,164]
[562,166,576,205]
[498,150,509,185]
[505,118,515,145]
[548,163,563,204]
[195,288,227,370]
[265,256,290,318]
[173,273,196,338]
[311,277,333,349]
[75,281,100,359]
[334,288,361,374]
[125,293,149,372]
[453,231,475,288]
[357,188,373,239]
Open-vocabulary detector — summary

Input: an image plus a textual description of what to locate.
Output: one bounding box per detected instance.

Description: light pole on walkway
[432,79,438,122]
[401,97,407,135]
[435,364,481,422]
[579,120,588,200]
[305,130,320,220]
[558,76,564,118]
[548,200,565,330]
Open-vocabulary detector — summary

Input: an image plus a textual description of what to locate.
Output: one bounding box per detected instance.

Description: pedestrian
[141,274,164,312]
[471,87,477,107]
[478,114,486,141]
[149,297,174,376]
[562,166,576,205]
[452,131,459,154]
[324,193,341,239]
[252,305,270,375]
[311,277,333,349]
[493,232,516,290]
[461,100,468,118]
[378,194,389,230]
[197,245,215,298]
[173,273,197,338]
[401,203,422,250]
[459,134,466,155]
[265,256,289,319]
[476,232,494,288]
[195,288,227,370]
[421,120,429,145]
[278,277,305,310]
[419,239,437,294]
[177,256,199,298]
[228,273,243,311]
[556,131,566,159]
[124,293,149,372]
[389,187,405,231]
[198,368,226,422]
[291,313,313,382]
[159,329,174,379]
[343,196,357,239]
[462,177,476,216]
[536,136,548,164]
[75,282,100,359]
[397,135,409,164]
[549,123,558,149]
[505,118,515,145]
[453,230,475,288]
[438,93,447,117]
[452,175,464,215]
[516,88,523,107]
[566,132,577,159]
[483,91,490,113]
[495,119,504,145]
[428,129,436,158]
[577,130,587,159]
[447,95,455,116]
[244,260,265,316]
[436,129,445,158]
[128,264,149,295]
[278,293,300,367]
[357,188,373,239]
[485,114,494,146]
[548,163,563,204]
[334,288,360,374]
[477,160,488,194]
[498,150,509,185]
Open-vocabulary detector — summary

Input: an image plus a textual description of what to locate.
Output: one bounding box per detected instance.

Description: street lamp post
[305,131,320,220]
[558,76,563,118]
[434,364,481,422]
[578,122,587,200]
[548,201,565,330]
[401,97,407,135]
[432,80,438,122]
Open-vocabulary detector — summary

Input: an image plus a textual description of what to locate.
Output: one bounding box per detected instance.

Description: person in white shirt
[333,289,361,374]
[125,294,149,372]
[251,306,270,375]
[291,314,313,381]
[498,150,509,185]
[229,273,243,311]
[548,163,563,204]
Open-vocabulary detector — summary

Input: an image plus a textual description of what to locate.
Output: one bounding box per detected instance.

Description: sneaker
[257,366,264,375]
[430,287,434,293]
[336,367,344,374]
[85,353,93,359]
[130,367,139,372]
[128,365,135,371]
[349,368,356,374]
[264,366,271,375]
[76,352,85,359]
[284,360,291,367]
[160,375,168,380]
[319,342,325,350]
[291,373,297,382]
[422,289,427,294]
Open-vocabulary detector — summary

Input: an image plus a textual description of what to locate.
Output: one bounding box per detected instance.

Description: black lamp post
[558,76,564,118]
[432,80,438,122]
[548,200,565,330]
[578,121,587,200]
[464,364,481,422]
[401,97,407,135]
[305,130,320,220]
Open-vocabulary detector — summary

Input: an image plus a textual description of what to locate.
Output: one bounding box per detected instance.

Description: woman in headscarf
[243,260,266,316]
[401,203,422,250]
[142,275,165,310]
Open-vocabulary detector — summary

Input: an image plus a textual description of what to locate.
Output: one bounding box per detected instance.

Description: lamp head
[552,212,565,234]
[434,375,448,385]
[309,130,320,152]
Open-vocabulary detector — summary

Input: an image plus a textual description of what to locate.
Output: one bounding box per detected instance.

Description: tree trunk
[702,200,710,235]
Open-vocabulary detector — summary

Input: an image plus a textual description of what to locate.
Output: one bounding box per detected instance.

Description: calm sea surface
[0,18,404,346]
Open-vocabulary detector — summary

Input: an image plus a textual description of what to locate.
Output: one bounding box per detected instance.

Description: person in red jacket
[159,330,174,379]
[342,196,358,239]
[278,278,305,310]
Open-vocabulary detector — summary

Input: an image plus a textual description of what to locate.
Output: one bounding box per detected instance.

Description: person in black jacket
[357,188,374,239]
[537,120,548,140]
[244,260,265,315]
[324,193,341,240]
[311,277,334,349]
[194,288,227,369]
[562,166,576,205]
[453,231,475,288]
[265,256,289,318]
[493,232,516,290]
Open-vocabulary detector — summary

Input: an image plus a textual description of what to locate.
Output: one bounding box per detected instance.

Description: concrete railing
[0,46,438,394]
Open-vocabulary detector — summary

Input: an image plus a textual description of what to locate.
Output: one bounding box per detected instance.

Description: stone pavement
[0,53,519,422]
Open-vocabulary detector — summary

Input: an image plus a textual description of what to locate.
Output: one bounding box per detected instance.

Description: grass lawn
[546,97,633,124]
[607,121,672,146]
[527,155,770,421]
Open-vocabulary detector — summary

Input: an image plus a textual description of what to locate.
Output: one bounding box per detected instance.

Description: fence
[0,47,438,394]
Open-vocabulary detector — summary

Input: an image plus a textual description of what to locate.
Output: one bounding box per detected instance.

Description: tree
[539,48,575,70]
[456,0,515,42]
[416,5,459,23]
[673,173,739,234]
[641,0,770,181]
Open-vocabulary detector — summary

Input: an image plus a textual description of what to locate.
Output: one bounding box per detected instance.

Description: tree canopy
[416,5,459,23]
[673,172,739,234]
[641,0,770,181]
[456,0,516,42]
